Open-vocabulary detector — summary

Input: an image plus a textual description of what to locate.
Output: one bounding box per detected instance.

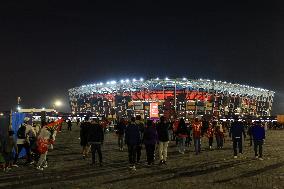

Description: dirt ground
[1,123,284,189]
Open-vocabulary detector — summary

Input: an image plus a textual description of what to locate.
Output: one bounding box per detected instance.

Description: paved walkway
[1,124,284,189]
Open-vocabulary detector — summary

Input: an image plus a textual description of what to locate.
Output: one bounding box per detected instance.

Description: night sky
[0,1,283,114]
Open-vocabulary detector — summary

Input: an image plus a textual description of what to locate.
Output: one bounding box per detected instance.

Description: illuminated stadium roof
[69,78,275,98]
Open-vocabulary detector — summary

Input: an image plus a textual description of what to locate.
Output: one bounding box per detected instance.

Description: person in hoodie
[143,119,158,166]
[251,120,265,160]
[229,117,246,158]
[176,118,188,154]
[116,118,127,151]
[156,116,170,165]
[88,118,104,166]
[135,115,144,164]
[125,117,141,171]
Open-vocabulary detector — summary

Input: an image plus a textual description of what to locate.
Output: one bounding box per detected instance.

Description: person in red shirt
[206,121,214,150]
[192,118,203,155]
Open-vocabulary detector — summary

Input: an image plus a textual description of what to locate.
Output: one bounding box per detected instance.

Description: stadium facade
[68,78,275,119]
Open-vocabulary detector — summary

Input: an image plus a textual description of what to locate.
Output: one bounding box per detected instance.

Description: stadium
[68,78,275,120]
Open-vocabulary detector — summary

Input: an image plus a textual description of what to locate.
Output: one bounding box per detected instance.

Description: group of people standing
[0,117,58,172]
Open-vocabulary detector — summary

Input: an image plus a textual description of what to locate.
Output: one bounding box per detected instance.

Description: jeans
[37,151,47,167]
[233,137,243,156]
[91,143,102,164]
[208,137,213,147]
[136,145,142,163]
[14,143,32,164]
[194,138,201,154]
[216,136,223,148]
[178,137,186,153]
[159,141,169,161]
[118,134,124,149]
[128,145,137,166]
[145,144,155,164]
[254,140,263,157]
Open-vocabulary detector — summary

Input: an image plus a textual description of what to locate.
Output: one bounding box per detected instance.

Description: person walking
[36,126,57,170]
[67,120,72,131]
[251,120,265,160]
[116,118,127,151]
[80,117,91,159]
[125,117,141,170]
[176,118,188,154]
[143,120,158,166]
[88,118,104,166]
[156,116,170,165]
[229,117,246,158]
[192,118,203,155]
[135,115,144,164]
[206,122,214,150]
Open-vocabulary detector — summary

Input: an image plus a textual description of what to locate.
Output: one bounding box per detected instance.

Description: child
[4,131,18,170]
[0,139,5,171]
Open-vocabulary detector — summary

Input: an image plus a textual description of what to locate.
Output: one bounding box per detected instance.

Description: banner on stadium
[150,103,159,118]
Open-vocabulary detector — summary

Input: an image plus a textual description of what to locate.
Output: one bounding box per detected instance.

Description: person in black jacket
[88,118,104,166]
[116,118,127,151]
[229,117,246,158]
[125,117,141,170]
[80,117,91,159]
[156,116,170,165]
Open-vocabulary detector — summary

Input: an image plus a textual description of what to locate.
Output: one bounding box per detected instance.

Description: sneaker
[255,156,259,159]
[12,164,19,168]
[259,157,264,161]
[234,156,238,159]
[159,160,164,165]
[43,164,48,168]
[29,161,35,165]
[132,166,136,171]
[36,166,43,171]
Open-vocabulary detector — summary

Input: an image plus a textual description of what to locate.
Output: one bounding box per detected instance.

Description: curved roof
[68,78,275,98]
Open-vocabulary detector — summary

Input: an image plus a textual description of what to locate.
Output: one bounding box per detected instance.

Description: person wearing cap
[251,120,265,160]
[229,116,246,158]
[14,117,36,165]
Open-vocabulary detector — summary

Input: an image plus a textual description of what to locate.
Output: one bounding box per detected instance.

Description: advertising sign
[150,103,159,118]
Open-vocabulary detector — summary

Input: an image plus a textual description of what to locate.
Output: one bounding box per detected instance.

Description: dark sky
[0,1,283,114]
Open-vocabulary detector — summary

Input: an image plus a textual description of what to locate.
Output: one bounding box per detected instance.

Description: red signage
[150,103,159,118]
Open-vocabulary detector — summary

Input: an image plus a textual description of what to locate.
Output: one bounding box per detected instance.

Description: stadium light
[156,77,159,80]
[42,107,45,110]
[110,80,116,84]
[132,78,136,82]
[106,81,110,84]
[182,77,186,81]
[140,78,144,81]
[54,100,62,107]
[165,77,169,80]
[120,79,125,83]
[125,79,130,83]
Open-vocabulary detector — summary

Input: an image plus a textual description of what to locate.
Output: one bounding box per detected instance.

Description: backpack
[17,125,27,139]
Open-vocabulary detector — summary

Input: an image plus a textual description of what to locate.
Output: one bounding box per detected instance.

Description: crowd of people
[78,115,267,171]
[0,117,59,172]
[0,115,267,172]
